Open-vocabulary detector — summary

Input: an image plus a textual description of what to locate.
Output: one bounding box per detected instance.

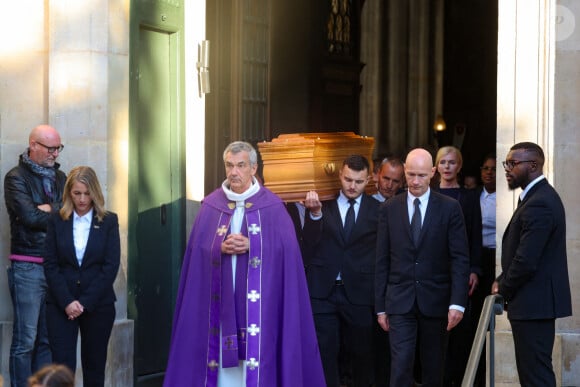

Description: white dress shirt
[407,189,464,313]
[520,175,545,201]
[406,190,429,226]
[73,208,93,267]
[337,191,361,225]
[480,188,496,249]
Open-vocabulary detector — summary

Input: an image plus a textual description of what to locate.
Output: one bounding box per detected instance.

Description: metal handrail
[461,294,504,387]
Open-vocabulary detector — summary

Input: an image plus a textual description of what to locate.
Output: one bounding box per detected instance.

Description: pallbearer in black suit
[493,142,572,387]
[372,157,405,203]
[371,157,405,387]
[44,166,120,387]
[375,148,470,387]
[304,155,379,387]
[286,201,310,265]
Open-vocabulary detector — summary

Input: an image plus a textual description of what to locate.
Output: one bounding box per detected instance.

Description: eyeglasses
[502,160,534,171]
[35,141,64,154]
[480,166,496,172]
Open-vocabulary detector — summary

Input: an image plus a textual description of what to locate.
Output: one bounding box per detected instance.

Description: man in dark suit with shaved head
[375,148,470,387]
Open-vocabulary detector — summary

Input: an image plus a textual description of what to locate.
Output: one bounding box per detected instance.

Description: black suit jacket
[375,191,470,318]
[44,211,121,313]
[435,186,483,275]
[498,178,572,320]
[304,194,379,306]
[285,202,310,264]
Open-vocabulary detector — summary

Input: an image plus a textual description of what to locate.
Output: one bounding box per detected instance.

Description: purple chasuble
[163,187,326,387]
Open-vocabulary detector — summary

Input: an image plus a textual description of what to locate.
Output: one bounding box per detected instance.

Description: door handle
[160,203,167,225]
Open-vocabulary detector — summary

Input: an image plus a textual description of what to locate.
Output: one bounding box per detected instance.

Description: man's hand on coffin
[304,190,322,216]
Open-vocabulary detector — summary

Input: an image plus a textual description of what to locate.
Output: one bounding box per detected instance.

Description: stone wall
[0,0,133,385]
[495,0,580,385]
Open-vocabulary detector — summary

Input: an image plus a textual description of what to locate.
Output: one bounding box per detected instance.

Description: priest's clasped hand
[222,233,250,255]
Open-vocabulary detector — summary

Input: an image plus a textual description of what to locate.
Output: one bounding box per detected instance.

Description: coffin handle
[323,162,336,176]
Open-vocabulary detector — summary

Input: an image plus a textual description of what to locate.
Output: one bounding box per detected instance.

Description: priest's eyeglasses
[35,141,64,154]
[502,159,534,171]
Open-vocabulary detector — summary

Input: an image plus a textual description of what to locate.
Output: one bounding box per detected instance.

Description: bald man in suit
[375,148,470,387]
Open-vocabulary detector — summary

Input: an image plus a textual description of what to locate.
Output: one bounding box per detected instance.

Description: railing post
[489,303,495,387]
[461,294,504,387]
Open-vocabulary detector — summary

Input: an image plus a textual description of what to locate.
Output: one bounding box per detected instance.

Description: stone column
[0,0,49,377]
[383,0,409,155]
[406,0,431,148]
[48,0,133,385]
[359,0,383,155]
[496,0,579,384]
[360,0,443,157]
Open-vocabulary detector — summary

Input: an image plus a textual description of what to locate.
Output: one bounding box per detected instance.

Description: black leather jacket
[4,155,66,257]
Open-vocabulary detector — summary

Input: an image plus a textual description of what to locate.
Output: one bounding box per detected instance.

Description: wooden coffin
[258,132,375,202]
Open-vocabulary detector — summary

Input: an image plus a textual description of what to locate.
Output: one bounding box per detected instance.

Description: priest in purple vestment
[163,141,325,387]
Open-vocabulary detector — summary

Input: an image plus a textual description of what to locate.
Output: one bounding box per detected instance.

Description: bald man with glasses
[4,125,66,387]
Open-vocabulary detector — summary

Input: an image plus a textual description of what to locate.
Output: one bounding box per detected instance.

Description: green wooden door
[129,2,184,385]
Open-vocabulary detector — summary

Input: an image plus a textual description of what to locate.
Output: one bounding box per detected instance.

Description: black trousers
[510,319,556,387]
[311,285,374,387]
[373,320,391,387]
[443,304,474,386]
[471,247,496,320]
[46,302,115,387]
[470,247,496,386]
[389,305,448,387]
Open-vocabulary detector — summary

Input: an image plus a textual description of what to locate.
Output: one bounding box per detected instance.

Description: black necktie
[411,198,421,246]
[343,199,356,240]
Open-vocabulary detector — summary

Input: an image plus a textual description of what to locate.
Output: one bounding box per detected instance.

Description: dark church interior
[205,0,497,193]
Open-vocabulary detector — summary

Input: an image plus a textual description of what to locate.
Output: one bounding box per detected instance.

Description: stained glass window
[241,0,269,142]
[327,0,352,55]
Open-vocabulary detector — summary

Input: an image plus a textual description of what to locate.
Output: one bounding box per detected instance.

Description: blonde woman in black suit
[43,166,120,387]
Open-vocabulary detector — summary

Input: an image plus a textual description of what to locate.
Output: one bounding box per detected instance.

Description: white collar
[73,208,93,222]
[407,187,430,205]
[221,177,261,203]
[338,191,361,205]
[483,187,496,197]
[520,175,545,201]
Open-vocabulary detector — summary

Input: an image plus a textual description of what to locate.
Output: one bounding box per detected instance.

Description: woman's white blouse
[73,208,93,266]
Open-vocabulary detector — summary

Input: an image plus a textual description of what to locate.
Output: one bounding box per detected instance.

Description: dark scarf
[20,151,57,201]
